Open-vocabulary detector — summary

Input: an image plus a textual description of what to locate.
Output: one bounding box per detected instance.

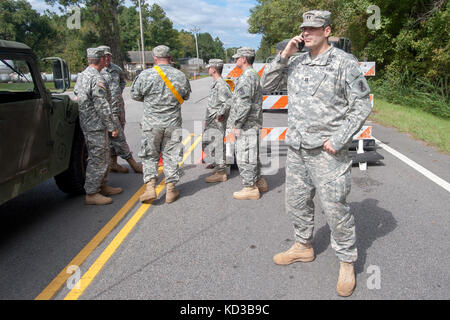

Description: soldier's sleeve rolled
[329,60,373,151]
[260,53,289,93]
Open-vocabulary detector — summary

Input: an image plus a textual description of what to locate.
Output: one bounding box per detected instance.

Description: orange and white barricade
[359,62,376,77]
[353,125,373,171]
[262,95,289,110]
[223,63,266,79]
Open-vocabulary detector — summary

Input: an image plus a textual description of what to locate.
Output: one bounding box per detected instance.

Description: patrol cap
[232,47,255,59]
[300,10,331,28]
[206,59,224,69]
[152,45,171,58]
[87,47,105,58]
[97,45,112,56]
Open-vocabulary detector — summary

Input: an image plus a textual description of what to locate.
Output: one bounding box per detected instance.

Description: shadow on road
[313,198,397,275]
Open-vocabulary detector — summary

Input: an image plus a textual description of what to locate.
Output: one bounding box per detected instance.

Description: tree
[197,32,225,62]
[248,0,449,82]
[146,4,180,57]
[0,0,56,58]
[46,0,126,69]
[178,30,196,58]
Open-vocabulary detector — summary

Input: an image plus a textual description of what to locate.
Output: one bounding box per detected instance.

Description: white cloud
[148,0,261,49]
[29,0,60,14]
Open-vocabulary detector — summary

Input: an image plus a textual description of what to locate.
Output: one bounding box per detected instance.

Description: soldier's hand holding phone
[281,34,305,59]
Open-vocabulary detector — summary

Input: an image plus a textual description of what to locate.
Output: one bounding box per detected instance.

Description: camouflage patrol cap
[87,47,105,58]
[232,47,255,59]
[206,59,224,69]
[97,45,112,56]
[152,45,171,58]
[300,10,331,28]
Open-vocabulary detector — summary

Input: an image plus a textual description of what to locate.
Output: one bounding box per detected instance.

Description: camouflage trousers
[235,129,261,187]
[203,119,227,171]
[84,130,110,195]
[109,115,132,160]
[285,146,357,263]
[139,127,183,184]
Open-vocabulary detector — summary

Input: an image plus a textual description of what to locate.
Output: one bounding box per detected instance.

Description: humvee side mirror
[42,57,70,93]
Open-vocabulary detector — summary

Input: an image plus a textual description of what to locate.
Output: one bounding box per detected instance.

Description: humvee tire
[54,121,87,194]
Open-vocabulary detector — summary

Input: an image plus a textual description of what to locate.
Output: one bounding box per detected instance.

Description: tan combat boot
[165,182,180,204]
[256,177,268,193]
[205,170,227,183]
[100,184,123,196]
[85,193,113,205]
[127,157,143,173]
[273,242,315,265]
[337,261,356,297]
[110,156,129,174]
[140,178,157,203]
[232,185,260,200]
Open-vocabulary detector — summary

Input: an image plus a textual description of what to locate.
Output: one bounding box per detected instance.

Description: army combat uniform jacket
[227,67,263,131]
[261,46,372,151]
[205,77,232,131]
[131,64,191,129]
[101,63,127,115]
[74,66,116,133]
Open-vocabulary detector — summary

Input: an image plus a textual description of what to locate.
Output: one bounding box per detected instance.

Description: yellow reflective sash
[153,65,184,104]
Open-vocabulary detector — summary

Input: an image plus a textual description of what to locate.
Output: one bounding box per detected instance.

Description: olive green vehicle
[0,40,87,206]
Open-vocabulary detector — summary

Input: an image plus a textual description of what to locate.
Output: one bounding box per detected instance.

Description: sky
[30,0,262,50]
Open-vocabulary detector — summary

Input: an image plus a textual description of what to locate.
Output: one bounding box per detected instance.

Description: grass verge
[369,98,450,154]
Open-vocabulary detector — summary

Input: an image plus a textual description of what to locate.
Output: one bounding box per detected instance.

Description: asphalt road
[0,77,448,301]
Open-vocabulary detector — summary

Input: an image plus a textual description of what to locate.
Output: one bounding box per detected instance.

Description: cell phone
[296,34,305,51]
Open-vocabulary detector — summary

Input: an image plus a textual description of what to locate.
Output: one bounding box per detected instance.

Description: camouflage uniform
[203,60,232,171]
[261,37,372,262]
[227,48,263,187]
[101,61,132,160]
[74,48,117,195]
[131,46,191,185]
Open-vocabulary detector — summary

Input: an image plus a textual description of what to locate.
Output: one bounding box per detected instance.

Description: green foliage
[0,0,57,58]
[1,0,228,74]
[197,33,225,62]
[248,0,449,118]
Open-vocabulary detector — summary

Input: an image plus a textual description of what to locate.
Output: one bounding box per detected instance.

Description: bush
[369,69,450,119]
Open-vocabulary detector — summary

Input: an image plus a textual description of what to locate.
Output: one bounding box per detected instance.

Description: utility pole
[138,0,146,69]
[191,26,200,77]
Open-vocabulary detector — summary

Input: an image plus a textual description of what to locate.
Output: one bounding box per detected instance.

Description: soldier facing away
[227,47,268,200]
[131,45,191,204]
[261,10,373,297]
[98,45,143,174]
[203,59,232,183]
[74,48,122,205]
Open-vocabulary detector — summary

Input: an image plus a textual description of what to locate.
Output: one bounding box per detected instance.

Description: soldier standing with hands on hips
[74,48,122,205]
[261,10,373,297]
[131,45,191,204]
[98,45,143,174]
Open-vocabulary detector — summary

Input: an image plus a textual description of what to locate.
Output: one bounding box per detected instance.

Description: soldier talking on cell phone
[261,10,373,297]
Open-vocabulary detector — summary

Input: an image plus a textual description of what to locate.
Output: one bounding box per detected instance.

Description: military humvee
[0,40,86,206]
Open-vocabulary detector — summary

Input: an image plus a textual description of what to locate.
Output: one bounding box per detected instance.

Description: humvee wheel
[54,121,87,194]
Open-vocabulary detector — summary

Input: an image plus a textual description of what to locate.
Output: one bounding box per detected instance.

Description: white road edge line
[374,137,450,193]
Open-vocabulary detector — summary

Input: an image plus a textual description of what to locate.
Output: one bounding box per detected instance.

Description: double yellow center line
[36,133,202,300]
